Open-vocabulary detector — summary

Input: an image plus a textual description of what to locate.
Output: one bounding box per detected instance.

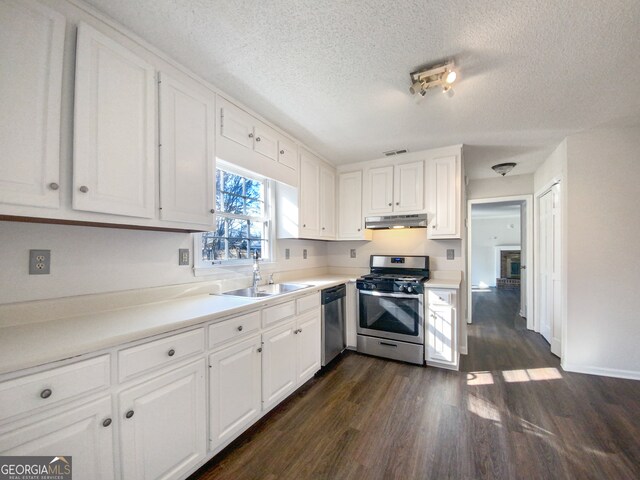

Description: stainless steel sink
[220,283,311,298]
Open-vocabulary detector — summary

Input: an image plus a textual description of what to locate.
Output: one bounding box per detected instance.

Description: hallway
[192,290,640,480]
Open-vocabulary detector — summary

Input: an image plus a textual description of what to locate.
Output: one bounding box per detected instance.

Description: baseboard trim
[561,362,640,381]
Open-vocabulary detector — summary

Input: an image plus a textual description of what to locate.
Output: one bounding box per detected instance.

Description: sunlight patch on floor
[503,367,562,383]
[467,394,501,422]
[467,371,494,385]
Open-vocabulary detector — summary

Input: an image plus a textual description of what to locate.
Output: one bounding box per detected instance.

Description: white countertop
[0,275,354,376]
[425,278,462,289]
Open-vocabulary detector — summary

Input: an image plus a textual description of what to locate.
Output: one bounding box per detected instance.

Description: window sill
[193,261,276,277]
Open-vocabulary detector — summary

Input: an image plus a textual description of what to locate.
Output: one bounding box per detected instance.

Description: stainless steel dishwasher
[321,284,346,366]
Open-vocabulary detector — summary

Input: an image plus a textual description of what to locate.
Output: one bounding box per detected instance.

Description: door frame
[467,195,534,329]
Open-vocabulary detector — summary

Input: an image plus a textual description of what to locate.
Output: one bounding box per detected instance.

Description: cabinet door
[319,166,336,239]
[73,23,156,218]
[0,397,115,480]
[262,322,296,411]
[209,335,262,450]
[296,310,321,384]
[219,98,253,149]
[253,123,278,161]
[394,161,424,212]
[277,137,297,171]
[428,155,459,237]
[298,151,320,237]
[365,166,394,215]
[338,171,365,239]
[427,303,456,365]
[0,0,64,209]
[159,72,215,227]
[119,359,206,480]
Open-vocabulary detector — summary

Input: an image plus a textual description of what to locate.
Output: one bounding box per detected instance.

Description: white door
[319,166,336,239]
[428,155,458,237]
[262,322,297,411]
[119,359,206,480]
[394,161,424,212]
[73,23,156,218]
[219,98,253,149]
[550,186,562,356]
[520,203,528,318]
[365,166,394,215]
[296,310,321,383]
[253,123,279,161]
[298,151,320,237]
[0,0,65,208]
[209,335,262,450]
[0,397,115,480]
[338,171,364,239]
[158,72,215,227]
[538,189,553,344]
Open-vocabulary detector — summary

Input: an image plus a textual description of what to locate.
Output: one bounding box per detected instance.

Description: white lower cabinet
[426,289,459,370]
[209,335,262,450]
[119,359,206,480]
[296,310,321,383]
[0,396,115,479]
[261,321,297,411]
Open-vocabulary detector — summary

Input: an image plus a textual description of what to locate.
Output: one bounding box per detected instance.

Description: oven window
[359,293,421,337]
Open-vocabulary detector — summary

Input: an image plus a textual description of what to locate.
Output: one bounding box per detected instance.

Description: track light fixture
[409,61,457,97]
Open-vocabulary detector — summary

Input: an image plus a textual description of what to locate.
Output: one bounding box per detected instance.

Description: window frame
[194,163,274,272]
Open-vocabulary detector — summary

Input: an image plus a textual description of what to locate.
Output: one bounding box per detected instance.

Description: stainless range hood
[364,214,428,229]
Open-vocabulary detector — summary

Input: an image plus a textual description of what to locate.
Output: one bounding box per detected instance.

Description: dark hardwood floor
[191,288,640,480]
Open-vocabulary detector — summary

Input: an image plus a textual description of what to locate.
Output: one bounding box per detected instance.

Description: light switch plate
[350,249,357,258]
[303,249,308,259]
[29,249,51,274]
[179,249,190,266]
[447,249,455,260]
[285,248,290,260]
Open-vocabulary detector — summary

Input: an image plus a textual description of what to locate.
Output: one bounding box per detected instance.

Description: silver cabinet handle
[357,228,361,232]
[79,186,89,193]
[125,410,134,419]
[280,150,285,155]
[102,418,112,427]
[303,224,306,227]
[248,133,254,138]
[388,203,392,206]
[322,227,325,230]
[49,182,59,190]
[167,349,175,357]
[396,202,399,205]
[40,388,52,399]
[257,347,262,353]
[210,209,215,214]
[237,325,243,331]
[255,137,261,142]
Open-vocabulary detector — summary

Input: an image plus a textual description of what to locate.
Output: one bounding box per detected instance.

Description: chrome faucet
[252,251,262,290]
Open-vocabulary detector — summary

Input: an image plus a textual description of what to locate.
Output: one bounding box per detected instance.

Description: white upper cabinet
[337,171,372,240]
[217,96,298,186]
[363,161,425,216]
[426,147,462,239]
[73,23,156,218]
[0,0,65,209]
[319,166,336,239]
[158,72,215,228]
[298,150,321,238]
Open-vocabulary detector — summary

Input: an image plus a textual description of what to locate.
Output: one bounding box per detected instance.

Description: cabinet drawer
[262,301,295,328]
[118,328,204,382]
[296,292,320,314]
[428,290,453,306]
[0,355,110,422]
[209,311,261,348]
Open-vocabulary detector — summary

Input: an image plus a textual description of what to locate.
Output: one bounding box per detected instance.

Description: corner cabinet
[426,146,463,239]
[363,161,425,216]
[0,0,65,210]
[426,288,459,370]
[337,171,372,240]
[73,23,157,218]
[158,72,216,228]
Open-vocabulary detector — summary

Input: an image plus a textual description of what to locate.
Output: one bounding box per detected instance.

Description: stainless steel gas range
[356,255,429,365]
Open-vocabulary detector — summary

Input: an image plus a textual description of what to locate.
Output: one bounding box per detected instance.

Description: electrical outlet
[179,249,190,266]
[303,249,308,259]
[29,249,51,275]
[447,249,455,260]
[285,248,290,260]
[350,249,356,258]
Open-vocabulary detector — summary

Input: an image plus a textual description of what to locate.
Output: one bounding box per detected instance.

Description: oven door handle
[358,290,421,299]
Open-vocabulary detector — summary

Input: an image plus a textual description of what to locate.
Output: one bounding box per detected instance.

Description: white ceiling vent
[383,149,409,157]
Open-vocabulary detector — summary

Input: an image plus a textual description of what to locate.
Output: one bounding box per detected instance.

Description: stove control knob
[407,285,414,293]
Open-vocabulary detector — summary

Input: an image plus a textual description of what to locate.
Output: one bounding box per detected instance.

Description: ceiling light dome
[492,163,517,176]
[445,70,457,85]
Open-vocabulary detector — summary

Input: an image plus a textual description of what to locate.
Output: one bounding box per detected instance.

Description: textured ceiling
[83,0,640,178]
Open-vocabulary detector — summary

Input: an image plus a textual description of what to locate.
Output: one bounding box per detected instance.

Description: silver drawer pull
[237,325,243,331]
[125,410,134,419]
[102,418,112,427]
[168,349,176,357]
[40,388,52,399]
[379,342,398,348]
[79,185,89,193]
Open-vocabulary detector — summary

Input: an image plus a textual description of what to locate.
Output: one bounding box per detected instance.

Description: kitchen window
[195,165,272,267]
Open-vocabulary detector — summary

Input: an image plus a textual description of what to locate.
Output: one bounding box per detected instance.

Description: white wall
[0,221,328,304]
[561,123,640,379]
[467,174,533,200]
[534,140,566,191]
[471,215,521,287]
